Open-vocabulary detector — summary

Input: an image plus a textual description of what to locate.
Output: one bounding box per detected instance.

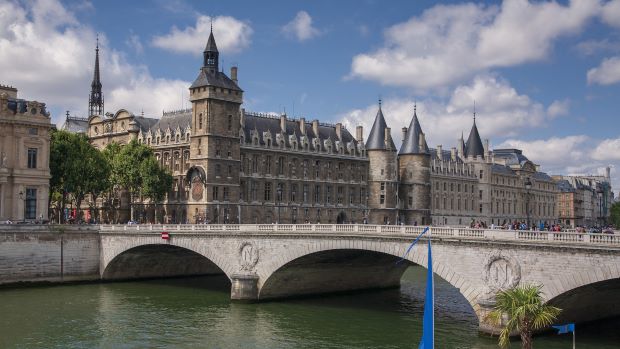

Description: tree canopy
[610,202,620,229]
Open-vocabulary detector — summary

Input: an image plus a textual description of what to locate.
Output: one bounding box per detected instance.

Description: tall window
[213,186,219,201]
[266,156,272,175]
[199,113,203,129]
[27,148,37,169]
[228,115,232,131]
[303,184,309,203]
[326,186,332,204]
[264,182,272,201]
[315,185,321,203]
[223,187,229,201]
[25,188,36,219]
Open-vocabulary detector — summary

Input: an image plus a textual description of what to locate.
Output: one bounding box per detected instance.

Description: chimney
[336,122,342,140]
[299,117,306,135]
[458,137,464,156]
[280,113,287,133]
[419,132,426,152]
[356,126,363,142]
[437,145,443,159]
[401,127,408,144]
[384,127,391,148]
[231,66,238,82]
[451,147,457,161]
[240,108,245,128]
[606,166,611,180]
[312,119,319,137]
[484,138,490,157]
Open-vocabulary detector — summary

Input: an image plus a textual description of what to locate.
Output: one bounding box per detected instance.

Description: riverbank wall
[0,226,100,285]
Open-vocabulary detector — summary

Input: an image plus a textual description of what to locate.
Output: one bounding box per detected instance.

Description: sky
[1,0,619,193]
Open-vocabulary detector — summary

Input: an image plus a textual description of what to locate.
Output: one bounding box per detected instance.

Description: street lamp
[524,178,532,229]
[18,190,25,223]
[277,184,282,224]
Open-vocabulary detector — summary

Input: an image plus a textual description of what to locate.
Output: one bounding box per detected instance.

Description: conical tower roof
[399,105,428,155]
[205,30,218,53]
[366,103,396,151]
[464,116,484,158]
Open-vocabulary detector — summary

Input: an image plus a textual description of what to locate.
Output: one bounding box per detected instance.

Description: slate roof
[61,117,88,133]
[242,112,359,153]
[399,109,428,155]
[464,119,484,158]
[150,110,191,133]
[491,163,516,175]
[205,31,218,52]
[493,148,530,166]
[190,69,242,91]
[556,179,576,193]
[430,148,465,164]
[366,106,396,151]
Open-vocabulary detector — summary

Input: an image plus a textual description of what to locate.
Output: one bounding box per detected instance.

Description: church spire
[89,35,104,117]
[464,108,484,159]
[203,23,219,72]
[399,102,428,155]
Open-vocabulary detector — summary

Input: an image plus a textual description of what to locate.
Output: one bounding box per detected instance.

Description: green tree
[50,130,110,223]
[108,140,172,222]
[610,202,620,229]
[488,285,561,349]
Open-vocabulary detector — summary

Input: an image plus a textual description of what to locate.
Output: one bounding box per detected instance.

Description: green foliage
[487,285,561,349]
[50,129,110,222]
[610,202,620,229]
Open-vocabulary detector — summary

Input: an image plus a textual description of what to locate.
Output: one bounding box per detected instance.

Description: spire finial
[473,100,476,122]
[66,110,70,118]
[414,101,417,114]
[210,17,213,33]
[378,96,382,108]
[96,34,99,51]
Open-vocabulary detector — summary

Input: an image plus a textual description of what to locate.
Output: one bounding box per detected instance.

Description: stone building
[553,169,613,227]
[0,84,52,222]
[79,29,566,226]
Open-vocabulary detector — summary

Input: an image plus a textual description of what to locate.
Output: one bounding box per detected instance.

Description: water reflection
[0,267,618,349]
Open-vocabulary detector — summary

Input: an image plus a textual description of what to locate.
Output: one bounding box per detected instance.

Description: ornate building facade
[80,30,567,226]
[0,84,52,222]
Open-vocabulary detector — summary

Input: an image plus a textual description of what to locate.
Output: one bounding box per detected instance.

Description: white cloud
[592,136,620,161]
[547,99,570,118]
[125,31,143,55]
[282,11,321,42]
[601,0,620,28]
[340,75,550,148]
[0,0,190,124]
[498,136,620,194]
[350,0,601,89]
[498,136,589,168]
[587,56,620,85]
[152,15,252,54]
[575,38,620,56]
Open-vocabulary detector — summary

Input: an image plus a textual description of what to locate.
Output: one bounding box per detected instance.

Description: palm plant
[487,284,561,349]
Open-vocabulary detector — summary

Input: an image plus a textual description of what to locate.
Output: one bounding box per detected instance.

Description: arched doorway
[336,211,347,224]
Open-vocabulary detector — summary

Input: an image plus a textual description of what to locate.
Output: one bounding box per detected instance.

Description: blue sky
[1,0,619,192]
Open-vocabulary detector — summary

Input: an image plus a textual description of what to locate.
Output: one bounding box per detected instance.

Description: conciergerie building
[66,29,562,226]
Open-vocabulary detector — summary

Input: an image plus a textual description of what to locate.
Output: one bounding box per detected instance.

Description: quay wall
[0,226,100,285]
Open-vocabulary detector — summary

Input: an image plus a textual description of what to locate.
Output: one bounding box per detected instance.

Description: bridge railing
[97,224,620,247]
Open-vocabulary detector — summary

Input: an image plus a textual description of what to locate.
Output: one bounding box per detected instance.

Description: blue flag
[419,238,434,349]
[552,323,575,334]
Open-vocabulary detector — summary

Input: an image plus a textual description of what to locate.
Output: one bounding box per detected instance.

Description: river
[1,267,618,348]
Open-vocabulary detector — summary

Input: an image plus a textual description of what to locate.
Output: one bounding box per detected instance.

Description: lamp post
[525,178,532,229]
[18,190,25,223]
[277,185,282,224]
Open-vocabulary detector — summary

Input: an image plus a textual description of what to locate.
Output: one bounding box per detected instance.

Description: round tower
[397,105,431,226]
[366,101,398,225]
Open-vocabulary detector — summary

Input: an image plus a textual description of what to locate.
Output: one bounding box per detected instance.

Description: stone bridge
[99,224,620,334]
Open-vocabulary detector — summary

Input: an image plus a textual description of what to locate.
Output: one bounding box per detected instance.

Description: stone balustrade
[95,224,620,247]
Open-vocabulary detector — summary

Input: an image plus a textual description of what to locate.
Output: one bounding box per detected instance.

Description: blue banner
[552,323,575,334]
[419,238,434,349]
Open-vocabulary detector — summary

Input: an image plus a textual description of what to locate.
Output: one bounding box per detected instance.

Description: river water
[1,267,618,349]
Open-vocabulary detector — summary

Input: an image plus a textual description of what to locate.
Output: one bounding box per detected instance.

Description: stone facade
[74,30,593,227]
[553,170,614,227]
[0,85,52,222]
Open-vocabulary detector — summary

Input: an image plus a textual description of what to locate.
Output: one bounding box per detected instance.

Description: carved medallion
[239,242,259,271]
[191,176,203,201]
[483,253,521,293]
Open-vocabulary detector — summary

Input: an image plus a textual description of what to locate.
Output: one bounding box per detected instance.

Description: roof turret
[464,113,484,158]
[366,100,396,151]
[399,104,428,155]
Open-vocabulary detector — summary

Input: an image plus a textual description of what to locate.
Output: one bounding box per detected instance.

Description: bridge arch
[256,240,480,318]
[100,236,235,280]
[544,265,620,324]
